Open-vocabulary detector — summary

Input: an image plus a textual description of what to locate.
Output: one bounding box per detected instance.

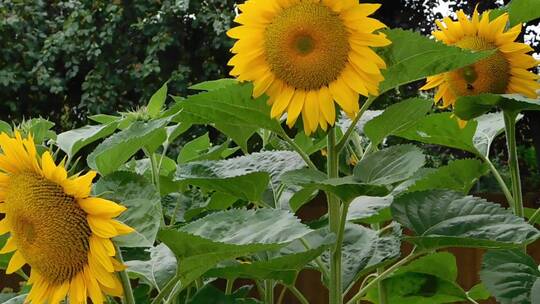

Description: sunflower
[0,132,134,304]
[227,0,391,134]
[421,9,540,111]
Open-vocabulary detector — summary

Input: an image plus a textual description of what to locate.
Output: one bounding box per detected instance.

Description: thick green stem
[264,280,274,304]
[288,286,309,304]
[327,128,343,304]
[371,223,388,304]
[528,207,540,225]
[480,154,515,210]
[115,246,136,304]
[226,279,235,295]
[504,112,524,218]
[345,250,423,304]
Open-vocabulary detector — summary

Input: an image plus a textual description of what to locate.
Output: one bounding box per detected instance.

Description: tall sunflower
[0,132,134,304]
[421,9,540,110]
[227,0,391,134]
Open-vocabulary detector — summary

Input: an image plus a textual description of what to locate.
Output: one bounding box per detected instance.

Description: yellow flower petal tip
[0,132,134,304]
[228,0,391,135]
[421,9,540,109]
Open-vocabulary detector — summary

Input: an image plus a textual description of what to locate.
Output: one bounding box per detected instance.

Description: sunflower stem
[371,223,388,304]
[504,111,524,219]
[280,130,317,170]
[479,154,515,210]
[264,280,274,304]
[115,245,136,304]
[336,96,377,153]
[327,127,343,304]
[287,285,309,304]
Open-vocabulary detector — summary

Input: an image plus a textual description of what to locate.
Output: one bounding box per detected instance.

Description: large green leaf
[365,252,470,304]
[347,195,394,224]
[531,279,540,303]
[473,112,522,157]
[88,119,168,175]
[126,244,177,290]
[175,151,305,203]
[364,98,433,146]
[354,145,425,185]
[177,133,211,163]
[173,83,282,151]
[94,172,162,248]
[379,29,494,93]
[500,0,540,25]
[280,169,389,203]
[391,190,540,249]
[147,82,168,118]
[159,209,312,290]
[455,94,540,120]
[1,295,27,304]
[320,223,401,291]
[21,118,56,143]
[0,120,12,135]
[189,79,238,91]
[394,113,479,154]
[206,235,332,285]
[481,250,540,304]
[56,123,118,159]
[407,159,489,193]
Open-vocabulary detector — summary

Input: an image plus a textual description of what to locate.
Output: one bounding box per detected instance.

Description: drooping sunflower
[227,0,391,134]
[0,132,134,304]
[421,9,540,110]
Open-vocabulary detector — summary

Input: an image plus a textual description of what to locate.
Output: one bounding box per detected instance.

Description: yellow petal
[49,281,70,304]
[90,236,114,272]
[6,250,26,274]
[0,218,10,235]
[286,90,306,128]
[111,220,135,235]
[69,273,87,304]
[64,171,97,198]
[78,197,127,218]
[271,86,295,118]
[0,236,17,254]
[88,216,118,238]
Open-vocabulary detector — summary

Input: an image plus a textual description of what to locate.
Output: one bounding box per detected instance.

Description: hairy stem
[115,245,136,304]
[336,96,376,153]
[327,128,343,304]
[504,112,524,218]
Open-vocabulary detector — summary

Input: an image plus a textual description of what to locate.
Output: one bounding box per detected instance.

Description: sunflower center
[4,172,91,284]
[446,36,510,97]
[264,2,350,90]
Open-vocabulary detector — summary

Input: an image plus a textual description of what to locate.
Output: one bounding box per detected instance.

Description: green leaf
[94,172,162,247]
[0,234,12,270]
[147,82,168,117]
[354,145,425,185]
[21,118,56,143]
[0,120,12,135]
[56,123,118,159]
[175,151,305,202]
[481,250,540,304]
[293,132,327,156]
[379,29,494,93]
[474,112,522,157]
[281,169,389,203]
[391,190,540,249]
[189,285,261,304]
[455,94,540,120]
[394,113,479,154]
[289,188,319,212]
[126,244,177,290]
[88,119,168,175]
[206,236,331,285]
[178,133,211,163]
[365,252,468,304]
[500,0,540,26]
[159,209,312,290]
[189,79,238,91]
[364,98,433,146]
[173,83,282,151]
[1,295,27,304]
[347,195,393,224]
[531,279,540,304]
[467,283,491,301]
[89,114,121,125]
[321,223,401,291]
[407,159,489,193]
